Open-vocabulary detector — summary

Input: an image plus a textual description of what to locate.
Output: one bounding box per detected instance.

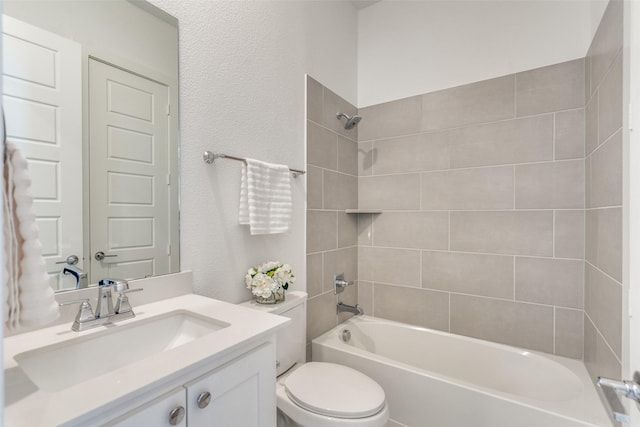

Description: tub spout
[337,302,364,316]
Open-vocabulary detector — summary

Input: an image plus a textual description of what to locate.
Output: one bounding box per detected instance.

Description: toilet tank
[240,291,307,376]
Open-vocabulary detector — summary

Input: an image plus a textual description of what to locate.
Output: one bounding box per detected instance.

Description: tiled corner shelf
[344,209,383,214]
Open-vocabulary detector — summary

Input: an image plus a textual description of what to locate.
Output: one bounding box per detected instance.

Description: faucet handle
[114,288,143,315]
[98,278,130,292]
[59,299,96,330]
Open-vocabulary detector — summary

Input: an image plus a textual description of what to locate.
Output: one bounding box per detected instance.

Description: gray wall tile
[338,136,358,176]
[359,246,421,287]
[585,262,622,358]
[555,109,585,160]
[451,211,553,256]
[589,0,623,92]
[421,251,514,299]
[515,257,584,309]
[323,87,358,139]
[372,131,449,175]
[372,212,449,250]
[589,130,622,208]
[357,213,373,246]
[358,141,373,176]
[307,291,338,341]
[357,281,374,315]
[584,315,621,382]
[585,94,598,156]
[515,59,584,116]
[555,308,584,359]
[586,207,623,282]
[324,247,357,293]
[374,283,449,331]
[307,210,336,253]
[598,53,623,144]
[337,212,358,248]
[450,294,554,353]
[585,49,592,103]
[308,121,337,169]
[358,95,422,141]
[449,115,553,168]
[514,160,584,209]
[421,75,514,131]
[421,166,514,210]
[307,253,323,298]
[306,166,323,209]
[323,170,357,210]
[555,210,585,259]
[307,76,323,124]
[359,174,420,210]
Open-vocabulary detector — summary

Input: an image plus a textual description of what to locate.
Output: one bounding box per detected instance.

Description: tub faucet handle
[334,273,354,294]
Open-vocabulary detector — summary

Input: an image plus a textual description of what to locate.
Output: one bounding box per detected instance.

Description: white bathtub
[312,316,612,427]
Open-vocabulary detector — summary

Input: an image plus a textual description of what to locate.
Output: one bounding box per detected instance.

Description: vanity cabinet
[107,388,187,427]
[104,343,275,427]
[186,342,274,426]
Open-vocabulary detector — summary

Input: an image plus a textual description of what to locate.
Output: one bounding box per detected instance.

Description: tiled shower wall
[356,59,586,358]
[305,0,624,364]
[584,0,623,380]
[305,76,359,352]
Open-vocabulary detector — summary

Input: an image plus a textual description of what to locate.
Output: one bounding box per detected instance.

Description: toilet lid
[283,362,386,419]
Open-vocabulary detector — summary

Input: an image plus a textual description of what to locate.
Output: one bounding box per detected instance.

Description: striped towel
[239,158,292,235]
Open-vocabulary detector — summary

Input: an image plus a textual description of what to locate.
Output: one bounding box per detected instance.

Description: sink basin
[14,310,229,392]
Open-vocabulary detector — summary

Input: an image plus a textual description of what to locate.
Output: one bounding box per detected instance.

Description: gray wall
[306,0,624,368]
[356,59,585,358]
[584,0,623,381]
[305,76,359,354]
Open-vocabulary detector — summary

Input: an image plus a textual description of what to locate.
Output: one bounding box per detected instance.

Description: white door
[88,58,171,282]
[2,15,83,291]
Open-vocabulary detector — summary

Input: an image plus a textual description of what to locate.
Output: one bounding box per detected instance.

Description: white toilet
[241,291,389,427]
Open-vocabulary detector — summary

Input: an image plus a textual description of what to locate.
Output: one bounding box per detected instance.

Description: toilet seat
[283,362,386,419]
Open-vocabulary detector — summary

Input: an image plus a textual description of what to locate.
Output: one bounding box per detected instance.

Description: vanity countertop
[4,293,289,427]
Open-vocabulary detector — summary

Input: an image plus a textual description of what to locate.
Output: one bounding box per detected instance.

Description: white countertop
[4,293,289,426]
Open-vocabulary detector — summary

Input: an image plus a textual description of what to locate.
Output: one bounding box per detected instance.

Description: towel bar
[203,151,306,177]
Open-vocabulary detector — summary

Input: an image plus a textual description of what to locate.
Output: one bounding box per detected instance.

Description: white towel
[239,158,292,235]
[3,141,59,330]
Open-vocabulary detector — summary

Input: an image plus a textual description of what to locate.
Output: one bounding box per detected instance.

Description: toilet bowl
[240,291,389,427]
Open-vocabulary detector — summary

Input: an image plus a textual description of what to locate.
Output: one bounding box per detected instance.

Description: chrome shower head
[336,112,362,130]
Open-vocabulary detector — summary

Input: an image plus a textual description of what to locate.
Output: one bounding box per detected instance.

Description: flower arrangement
[245,261,294,304]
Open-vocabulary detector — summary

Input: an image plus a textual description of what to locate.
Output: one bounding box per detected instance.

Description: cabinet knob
[197,391,212,409]
[168,406,185,425]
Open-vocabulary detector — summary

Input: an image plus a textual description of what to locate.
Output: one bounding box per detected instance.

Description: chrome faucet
[337,302,364,316]
[60,278,143,331]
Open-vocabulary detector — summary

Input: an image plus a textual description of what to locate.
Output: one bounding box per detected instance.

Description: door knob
[94,251,117,261]
[56,255,79,265]
[197,391,212,409]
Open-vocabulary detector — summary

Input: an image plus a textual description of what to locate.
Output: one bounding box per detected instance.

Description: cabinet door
[104,387,187,427]
[186,343,276,427]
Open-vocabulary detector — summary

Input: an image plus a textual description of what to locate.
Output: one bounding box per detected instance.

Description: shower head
[336,112,362,130]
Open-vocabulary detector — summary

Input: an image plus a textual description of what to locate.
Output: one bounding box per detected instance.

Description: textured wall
[583,0,624,381]
[357,0,606,107]
[305,76,359,352]
[148,0,358,302]
[356,59,586,358]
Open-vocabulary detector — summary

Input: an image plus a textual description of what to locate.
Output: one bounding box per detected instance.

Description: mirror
[2,0,180,292]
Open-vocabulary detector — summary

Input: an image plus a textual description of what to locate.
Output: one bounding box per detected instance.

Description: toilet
[241,291,389,427]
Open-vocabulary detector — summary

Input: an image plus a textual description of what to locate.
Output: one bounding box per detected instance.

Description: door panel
[2,15,83,290]
[89,58,170,282]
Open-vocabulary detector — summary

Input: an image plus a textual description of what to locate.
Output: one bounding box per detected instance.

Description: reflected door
[88,58,171,282]
[2,16,83,290]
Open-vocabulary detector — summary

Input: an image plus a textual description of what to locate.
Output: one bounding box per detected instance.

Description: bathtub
[312,316,612,427]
